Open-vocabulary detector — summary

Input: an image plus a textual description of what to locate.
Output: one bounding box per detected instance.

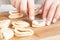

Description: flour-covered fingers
[20,0,27,13]
[46,0,60,26]
[53,5,60,23]
[28,0,35,20]
[11,0,16,8]
[42,0,54,21]
[16,0,21,12]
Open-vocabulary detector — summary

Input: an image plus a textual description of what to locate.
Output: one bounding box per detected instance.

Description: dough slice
[14,28,34,37]
[9,15,22,18]
[0,30,4,40]
[9,11,23,18]
[32,19,46,27]
[9,11,20,15]
[1,28,14,40]
[12,21,30,28]
[0,20,11,28]
[35,7,40,15]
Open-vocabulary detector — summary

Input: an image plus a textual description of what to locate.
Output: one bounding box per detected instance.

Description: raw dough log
[12,21,30,28]
[0,20,11,28]
[32,19,46,27]
[1,28,14,40]
[14,28,34,37]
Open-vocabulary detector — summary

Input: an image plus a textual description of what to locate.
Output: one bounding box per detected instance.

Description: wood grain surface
[0,12,60,40]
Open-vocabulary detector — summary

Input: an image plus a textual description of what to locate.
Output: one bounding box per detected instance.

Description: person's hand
[11,0,35,20]
[39,0,60,25]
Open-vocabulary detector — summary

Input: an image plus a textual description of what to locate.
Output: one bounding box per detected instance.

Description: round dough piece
[12,21,30,28]
[14,28,34,37]
[0,20,11,29]
[1,28,14,40]
[32,19,46,27]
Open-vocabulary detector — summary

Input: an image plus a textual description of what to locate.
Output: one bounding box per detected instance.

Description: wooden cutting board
[0,12,60,40]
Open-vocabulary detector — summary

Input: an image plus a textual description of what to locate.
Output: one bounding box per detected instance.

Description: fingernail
[46,21,50,26]
[53,18,56,23]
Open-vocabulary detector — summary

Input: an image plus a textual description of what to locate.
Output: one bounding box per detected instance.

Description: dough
[0,30,4,40]
[35,7,40,15]
[0,20,11,28]
[1,28,14,40]
[32,19,46,27]
[9,11,20,15]
[9,15,23,18]
[14,28,34,37]
[9,11,23,18]
[12,21,30,28]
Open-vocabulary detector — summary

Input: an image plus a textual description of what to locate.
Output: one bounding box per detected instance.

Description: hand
[11,0,35,20]
[39,0,60,26]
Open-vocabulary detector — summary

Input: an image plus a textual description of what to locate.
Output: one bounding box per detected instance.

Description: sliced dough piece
[9,11,20,15]
[1,28,14,40]
[9,15,22,19]
[32,19,46,27]
[0,30,4,40]
[9,14,23,18]
[0,20,11,28]
[14,28,34,37]
[12,21,30,28]
[9,11,23,18]
[35,7,40,15]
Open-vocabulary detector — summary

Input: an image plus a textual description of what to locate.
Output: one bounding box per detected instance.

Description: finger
[16,0,21,12]
[11,0,16,8]
[20,0,27,13]
[42,0,54,21]
[39,6,43,14]
[39,0,46,14]
[28,0,35,20]
[46,3,58,26]
[53,5,60,23]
